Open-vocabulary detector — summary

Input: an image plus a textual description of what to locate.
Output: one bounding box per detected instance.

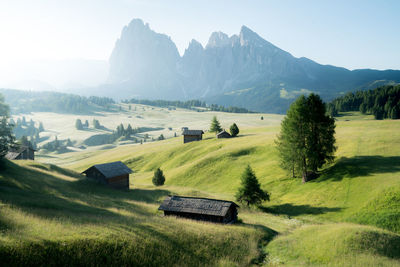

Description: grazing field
[1,112,399,266]
[12,104,280,155]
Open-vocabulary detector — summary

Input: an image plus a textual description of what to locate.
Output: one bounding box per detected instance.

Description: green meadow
[0,111,399,266]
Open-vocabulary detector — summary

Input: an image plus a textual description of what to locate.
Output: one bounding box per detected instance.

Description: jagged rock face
[108,19,181,98]
[107,19,400,112]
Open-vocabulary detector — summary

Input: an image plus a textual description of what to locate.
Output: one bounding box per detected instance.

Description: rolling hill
[0,112,399,266]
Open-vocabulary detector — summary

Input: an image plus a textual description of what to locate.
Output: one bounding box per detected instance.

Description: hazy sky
[0,0,399,71]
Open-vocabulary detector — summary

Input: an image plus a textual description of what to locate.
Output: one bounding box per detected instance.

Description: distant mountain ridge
[105,18,400,113]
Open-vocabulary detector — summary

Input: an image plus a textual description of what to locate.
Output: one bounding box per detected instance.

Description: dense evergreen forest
[0,89,115,114]
[327,84,400,119]
[123,99,253,113]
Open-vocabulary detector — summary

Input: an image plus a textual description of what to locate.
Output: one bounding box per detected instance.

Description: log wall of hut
[183,135,202,143]
[107,174,129,189]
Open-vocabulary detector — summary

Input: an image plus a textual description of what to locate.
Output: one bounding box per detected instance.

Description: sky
[0,0,399,89]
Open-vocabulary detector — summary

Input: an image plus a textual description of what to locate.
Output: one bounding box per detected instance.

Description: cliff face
[107,19,400,113]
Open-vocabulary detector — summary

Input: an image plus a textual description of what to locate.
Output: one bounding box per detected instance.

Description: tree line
[122,98,253,113]
[326,84,400,119]
[0,89,115,114]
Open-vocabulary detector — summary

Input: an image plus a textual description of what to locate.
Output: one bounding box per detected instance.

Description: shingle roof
[5,152,20,160]
[83,161,132,178]
[5,146,35,160]
[158,195,238,217]
[182,129,204,136]
[217,130,231,136]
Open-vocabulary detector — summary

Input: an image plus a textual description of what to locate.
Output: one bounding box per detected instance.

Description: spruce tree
[152,168,166,186]
[210,116,222,133]
[0,94,14,158]
[75,119,83,130]
[276,94,336,182]
[38,122,44,132]
[236,165,269,206]
[229,123,239,137]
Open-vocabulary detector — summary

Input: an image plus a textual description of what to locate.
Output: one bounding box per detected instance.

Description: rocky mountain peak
[206,31,230,48]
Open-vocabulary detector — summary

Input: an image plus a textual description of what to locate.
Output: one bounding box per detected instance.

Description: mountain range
[104,19,400,113]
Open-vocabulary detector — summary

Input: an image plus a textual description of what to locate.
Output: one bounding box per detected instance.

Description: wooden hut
[217,130,231,139]
[158,195,239,223]
[82,161,132,189]
[182,129,204,143]
[5,146,35,160]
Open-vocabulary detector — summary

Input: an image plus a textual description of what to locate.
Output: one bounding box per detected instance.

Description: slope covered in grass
[0,160,272,266]
[266,223,400,266]
[5,112,399,266]
[60,114,400,233]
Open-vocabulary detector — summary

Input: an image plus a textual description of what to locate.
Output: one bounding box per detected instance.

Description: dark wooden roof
[5,146,35,160]
[182,129,204,136]
[82,161,132,178]
[158,195,239,217]
[217,130,231,137]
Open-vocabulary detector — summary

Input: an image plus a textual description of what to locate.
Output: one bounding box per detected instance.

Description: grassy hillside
[2,112,399,266]
[0,160,274,266]
[60,113,400,233]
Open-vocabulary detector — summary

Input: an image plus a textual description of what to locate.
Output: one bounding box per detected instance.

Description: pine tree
[210,116,222,133]
[38,122,44,132]
[152,168,165,186]
[127,124,133,135]
[84,120,89,128]
[75,119,83,130]
[276,94,336,182]
[236,165,269,206]
[229,123,239,137]
[0,94,14,158]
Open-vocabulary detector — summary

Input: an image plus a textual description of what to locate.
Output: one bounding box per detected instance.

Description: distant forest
[0,89,115,114]
[327,84,400,119]
[123,99,253,113]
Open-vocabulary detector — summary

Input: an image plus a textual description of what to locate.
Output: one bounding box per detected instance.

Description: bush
[152,168,165,186]
[229,123,239,137]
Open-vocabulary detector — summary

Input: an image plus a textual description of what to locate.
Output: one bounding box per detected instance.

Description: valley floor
[1,112,399,266]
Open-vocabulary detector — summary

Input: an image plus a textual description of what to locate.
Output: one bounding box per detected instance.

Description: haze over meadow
[0,0,399,92]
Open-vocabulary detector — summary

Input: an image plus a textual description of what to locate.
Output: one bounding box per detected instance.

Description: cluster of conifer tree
[0,89,114,114]
[10,117,45,150]
[326,84,400,119]
[41,136,73,152]
[123,98,252,113]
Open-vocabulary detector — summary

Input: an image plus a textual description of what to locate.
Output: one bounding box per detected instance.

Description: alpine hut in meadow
[82,161,132,189]
[182,129,204,144]
[158,195,239,223]
[217,130,231,139]
[5,146,35,160]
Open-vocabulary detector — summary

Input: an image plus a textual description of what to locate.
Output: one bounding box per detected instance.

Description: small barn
[217,130,231,139]
[82,161,132,189]
[158,195,239,223]
[182,129,204,143]
[5,146,35,160]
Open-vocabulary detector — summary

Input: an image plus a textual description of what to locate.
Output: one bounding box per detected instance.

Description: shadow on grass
[260,203,342,217]
[0,160,170,226]
[241,222,278,265]
[316,156,400,182]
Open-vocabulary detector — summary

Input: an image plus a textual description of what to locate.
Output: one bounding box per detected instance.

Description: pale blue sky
[0,0,399,70]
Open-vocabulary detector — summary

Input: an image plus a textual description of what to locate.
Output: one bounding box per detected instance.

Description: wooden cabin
[182,129,204,143]
[158,195,239,223]
[217,130,231,139]
[82,161,132,189]
[5,146,35,160]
